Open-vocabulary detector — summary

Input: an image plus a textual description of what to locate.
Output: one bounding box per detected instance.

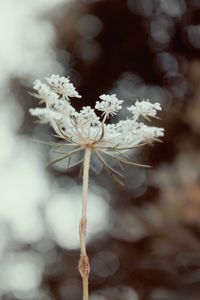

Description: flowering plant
[29,74,164,300]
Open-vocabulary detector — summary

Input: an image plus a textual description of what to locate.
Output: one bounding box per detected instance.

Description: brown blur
[22,0,200,299]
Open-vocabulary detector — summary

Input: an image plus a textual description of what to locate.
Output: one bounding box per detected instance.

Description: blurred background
[1,0,200,299]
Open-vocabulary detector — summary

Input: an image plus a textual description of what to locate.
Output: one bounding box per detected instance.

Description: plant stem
[79,147,91,300]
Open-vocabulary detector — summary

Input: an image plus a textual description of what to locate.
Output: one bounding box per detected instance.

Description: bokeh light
[1,0,200,299]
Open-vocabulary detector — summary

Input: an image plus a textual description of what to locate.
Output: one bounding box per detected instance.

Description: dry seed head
[29,75,164,182]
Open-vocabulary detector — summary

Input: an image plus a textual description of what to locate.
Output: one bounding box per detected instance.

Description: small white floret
[127,99,162,120]
[29,107,62,123]
[45,74,81,100]
[139,123,164,141]
[79,106,100,126]
[95,94,123,117]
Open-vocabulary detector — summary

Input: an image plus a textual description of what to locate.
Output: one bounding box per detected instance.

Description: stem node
[78,254,90,278]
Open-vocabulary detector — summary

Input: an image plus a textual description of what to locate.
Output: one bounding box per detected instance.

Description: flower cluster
[127,100,162,121]
[29,75,164,183]
[95,94,123,116]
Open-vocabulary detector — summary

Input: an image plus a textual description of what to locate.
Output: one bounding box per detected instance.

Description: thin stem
[79,148,91,300]
[93,112,108,143]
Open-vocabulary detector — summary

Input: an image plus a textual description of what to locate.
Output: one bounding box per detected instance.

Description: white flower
[29,107,63,124]
[138,123,164,141]
[127,99,162,121]
[95,94,123,117]
[32,75,81,104]
[79,106,100,126]
[32,80,59,104]
[45,74,81,100]
[29,75,164,183]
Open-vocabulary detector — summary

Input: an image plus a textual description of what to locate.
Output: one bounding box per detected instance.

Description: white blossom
[79,106,100,126]
[29,75,164,183]
[138,123,164,141]
[32,80,59,104]
[32,75,81,104]
[29,107,62,124]
[127,99,162,120]
[45,74,81,100]
[95,94,123,117]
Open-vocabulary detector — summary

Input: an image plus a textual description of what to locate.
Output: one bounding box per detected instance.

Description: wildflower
[29,107,62,124]
[29,74,164,300]
[79,106,100,126]
[29,75,164,181]
[31,75,81,106]
[45,74,82,100]
[127,99,162,121]
[95,94,123,117]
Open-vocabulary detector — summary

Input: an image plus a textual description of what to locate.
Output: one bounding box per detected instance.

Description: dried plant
[29,74,164,300]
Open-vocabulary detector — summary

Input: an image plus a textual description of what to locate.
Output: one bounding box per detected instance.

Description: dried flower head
[29,75,164,184]
[29,74,165,300]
